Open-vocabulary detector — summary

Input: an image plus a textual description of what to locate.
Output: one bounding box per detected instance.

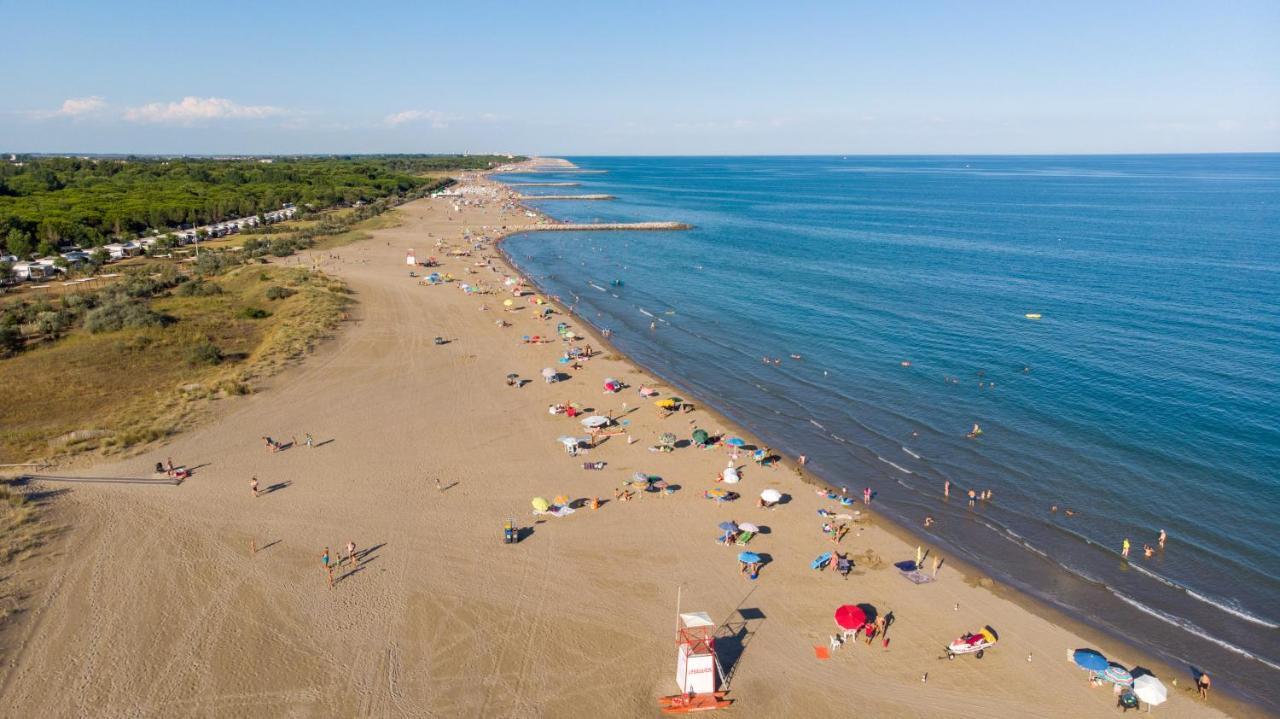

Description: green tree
[5,228,33,258]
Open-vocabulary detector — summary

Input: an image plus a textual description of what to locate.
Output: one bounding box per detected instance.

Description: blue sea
[497,155,1280,710]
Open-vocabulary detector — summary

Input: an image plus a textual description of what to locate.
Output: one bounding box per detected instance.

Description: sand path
[0,188,1242,718]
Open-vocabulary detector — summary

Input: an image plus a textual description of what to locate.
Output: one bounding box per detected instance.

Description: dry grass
[0,265,351,465]
[0,483,48,626]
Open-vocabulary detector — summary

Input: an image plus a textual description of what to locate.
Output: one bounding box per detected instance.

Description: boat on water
[1024,313,1042,320]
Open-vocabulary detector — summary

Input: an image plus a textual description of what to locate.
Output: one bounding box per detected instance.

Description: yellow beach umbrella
[655,399,678,408]
[531,497,550,512]
[503,299,514,307]
[554,494,571,506]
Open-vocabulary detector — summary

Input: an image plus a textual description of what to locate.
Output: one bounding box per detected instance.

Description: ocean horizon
[499,154,1280,710]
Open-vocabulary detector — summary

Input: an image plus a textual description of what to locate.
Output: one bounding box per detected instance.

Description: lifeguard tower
[660,612,730,713]
[406,248,416,266]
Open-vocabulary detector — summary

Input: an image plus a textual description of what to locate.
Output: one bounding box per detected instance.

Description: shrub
[0,325,22,356]
[176,279,223,297]
[195,251,239,276]
[269,239,295,257]
[240,307,271,319]
[265,285,295,301]
[186,341,224,366]
[84,298,167,333]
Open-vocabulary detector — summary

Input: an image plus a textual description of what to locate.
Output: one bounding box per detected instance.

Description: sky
[2,0,1277,155]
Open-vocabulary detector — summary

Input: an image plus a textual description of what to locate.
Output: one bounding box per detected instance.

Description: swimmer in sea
[924,516,935,528]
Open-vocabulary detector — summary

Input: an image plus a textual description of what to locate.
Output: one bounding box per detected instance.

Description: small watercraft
[1024,313,1042,320]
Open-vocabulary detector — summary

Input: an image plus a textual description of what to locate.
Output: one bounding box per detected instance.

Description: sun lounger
[735,531,755,545]
[898,568,936,584]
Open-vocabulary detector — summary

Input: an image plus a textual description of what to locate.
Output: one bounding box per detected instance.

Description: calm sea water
[498,155,1280,709]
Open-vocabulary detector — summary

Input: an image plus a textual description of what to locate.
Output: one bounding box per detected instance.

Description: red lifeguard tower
[659,611,730,713]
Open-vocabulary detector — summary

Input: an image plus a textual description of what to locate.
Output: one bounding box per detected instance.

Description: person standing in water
[944,480,950,498]
[1158,529,1167,548]
[1122,538,1131,558]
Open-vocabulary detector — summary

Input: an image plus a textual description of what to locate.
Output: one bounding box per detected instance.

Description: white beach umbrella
[581,416,611,428]
[738,523,760,533]
[722,467,740,484]
[760,488,782,503]
[1133,675,1168,708]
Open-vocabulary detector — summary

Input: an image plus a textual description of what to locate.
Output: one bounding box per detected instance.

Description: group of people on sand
[319,541,361,588]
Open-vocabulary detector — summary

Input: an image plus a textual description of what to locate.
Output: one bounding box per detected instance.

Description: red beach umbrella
[834,605,867,630]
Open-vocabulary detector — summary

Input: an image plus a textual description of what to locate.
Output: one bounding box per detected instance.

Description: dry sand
[0,172,1252,718]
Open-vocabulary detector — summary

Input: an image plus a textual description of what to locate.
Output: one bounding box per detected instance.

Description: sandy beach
[0,166,1258,718]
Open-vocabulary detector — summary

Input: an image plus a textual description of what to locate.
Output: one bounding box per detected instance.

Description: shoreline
[485,160,1271,718]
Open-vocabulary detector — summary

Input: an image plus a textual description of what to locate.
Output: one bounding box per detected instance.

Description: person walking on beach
[1121,538,1131,558]
[250,476,259,498]
[305,433,314,449]
[321,547,334,586]
[1197,672,1211,700]
[932,554,942,577]
[166,457,175,477]
[345,540,359,568]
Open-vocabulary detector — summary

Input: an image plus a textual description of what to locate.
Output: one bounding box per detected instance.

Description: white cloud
[31,96,107,119]
[384,109,453,128]
[124,96,284,124]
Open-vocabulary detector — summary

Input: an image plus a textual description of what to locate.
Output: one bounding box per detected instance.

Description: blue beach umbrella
[738,551,761,563]
[718,521,739,531]
[726,438,746,447]
[1072,649,1109,672]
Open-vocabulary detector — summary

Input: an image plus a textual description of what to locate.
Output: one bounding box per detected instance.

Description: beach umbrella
[1101,664,1134,686]
[659,432,677,446]
[705,488,729,500]
[557,436,579,446]
[738,522,760,533]
[581,415,611,428]
[531,497,550,512]
[655,398,678,408]
[760,488,782,503]
[632,472,650,483]
[651,480,669,490]
[503,299,514,307]
[541,367,555,378]
[1133,675,1168,707]
[834,604,867,630]
[1072,649,1109,672]
[553,495,570,507]
[726,438,746,447]
[737,551,761,564]
[722,467,741,484]
[718,521,739,531]
[692,429,709,445]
